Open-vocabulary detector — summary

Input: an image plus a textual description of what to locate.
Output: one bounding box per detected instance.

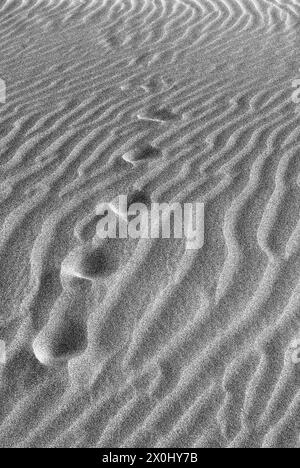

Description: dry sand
[0,0,300,448]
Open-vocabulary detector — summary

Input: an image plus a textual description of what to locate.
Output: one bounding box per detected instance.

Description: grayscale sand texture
[0,0,300,449]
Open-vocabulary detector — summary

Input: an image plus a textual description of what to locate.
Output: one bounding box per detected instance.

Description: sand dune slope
[0,0,300,448]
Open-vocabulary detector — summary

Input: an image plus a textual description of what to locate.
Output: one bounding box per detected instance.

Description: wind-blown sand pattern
[0,0,300,449]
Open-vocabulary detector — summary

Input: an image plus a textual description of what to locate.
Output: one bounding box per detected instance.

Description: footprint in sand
[107,189,152,220]
[60,242,119,280]
[32,242,119,366]
[122,144,163,166]
[141,76,168,94]
[137,106,181,124]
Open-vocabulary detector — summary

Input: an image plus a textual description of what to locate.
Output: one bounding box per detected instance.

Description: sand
[0,0,300,448]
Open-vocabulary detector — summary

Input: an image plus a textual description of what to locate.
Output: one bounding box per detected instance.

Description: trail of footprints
[2,0,299,448]
[122,105,183,165]
[32,99,183,366]
[32,189,151,367]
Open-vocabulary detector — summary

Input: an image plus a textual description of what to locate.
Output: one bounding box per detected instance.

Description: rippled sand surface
[0,0,300,448]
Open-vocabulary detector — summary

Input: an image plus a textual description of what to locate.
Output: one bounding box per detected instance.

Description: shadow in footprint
[127,189,152,207]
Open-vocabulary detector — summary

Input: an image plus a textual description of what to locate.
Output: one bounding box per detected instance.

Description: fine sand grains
[0,0,300,448]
